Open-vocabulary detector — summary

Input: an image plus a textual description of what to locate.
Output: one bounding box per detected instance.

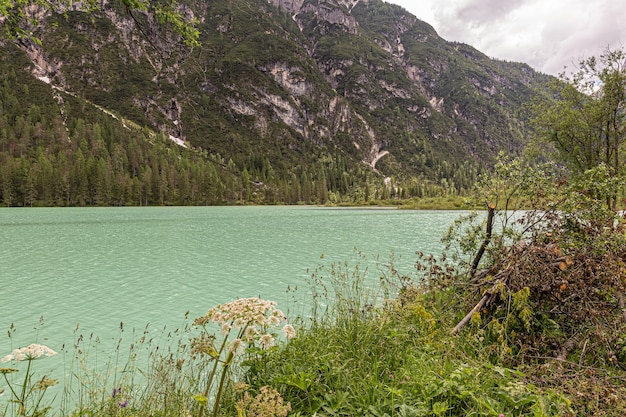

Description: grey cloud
[455,0,526,25]
[388,0,625,75]
[540,1,626,74]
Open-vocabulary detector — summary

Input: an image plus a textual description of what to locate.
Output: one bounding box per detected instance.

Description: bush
[441,157,626,416]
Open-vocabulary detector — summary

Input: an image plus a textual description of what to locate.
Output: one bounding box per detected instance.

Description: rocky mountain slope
[0,0,552,205]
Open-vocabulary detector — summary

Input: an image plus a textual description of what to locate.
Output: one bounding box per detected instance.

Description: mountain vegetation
[0,0,552,206]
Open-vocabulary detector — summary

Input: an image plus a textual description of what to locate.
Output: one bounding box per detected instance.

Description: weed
[1,344,58,416]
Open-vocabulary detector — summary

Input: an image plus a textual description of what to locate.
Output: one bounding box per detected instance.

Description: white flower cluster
[2,343,57,363]
[194,297,295,353]
[195,298,284,328]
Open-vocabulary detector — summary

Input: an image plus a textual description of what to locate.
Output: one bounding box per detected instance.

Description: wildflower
[190,333,217,358]
[219,322,232,335]
[118,400,128,408]
[271,309,286,320]
[233,317,247,329]
[193,298,293,417]
[112,387,122,398]
[1,344,57,363]
[236,386,291,417]
[282,324,296,339]
[258,334,275,349]
[232,382,250,394]
[268,312,284,326]
[243,326,258,342]
[195,298,284,333]
[34,378,58,390]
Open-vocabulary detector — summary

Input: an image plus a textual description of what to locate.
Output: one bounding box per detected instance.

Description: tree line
[0,79,478,207]
[0,112,470,207]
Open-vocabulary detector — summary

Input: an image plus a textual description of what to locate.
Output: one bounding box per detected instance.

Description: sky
[385,0,626,76]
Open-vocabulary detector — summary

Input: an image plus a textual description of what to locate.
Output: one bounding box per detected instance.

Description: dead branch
[551,257,573,271]
[455,241,577,334]
[470,204,495,277]
[451,284,498,334]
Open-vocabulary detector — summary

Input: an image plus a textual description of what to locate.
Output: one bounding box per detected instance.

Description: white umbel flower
[2,344,57,363]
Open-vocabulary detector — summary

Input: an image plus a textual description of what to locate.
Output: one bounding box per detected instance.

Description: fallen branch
[451,286,497,334]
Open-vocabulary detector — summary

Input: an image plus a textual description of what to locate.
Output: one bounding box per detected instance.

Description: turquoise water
[0,206,461,374]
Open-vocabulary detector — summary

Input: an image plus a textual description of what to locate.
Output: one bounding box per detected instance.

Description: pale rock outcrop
[228,91,307,138]
[354,113,388,171]
[267,0,305,14]
[19,40,64,86]
[263,63,310,96]
[263,93,305,137]
[298,0,360,35]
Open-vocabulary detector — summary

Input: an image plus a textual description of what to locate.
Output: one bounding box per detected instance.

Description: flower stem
[197,328,230,417]
[17,359,33,416]
[2,373,20,406]
[211,350,234,417]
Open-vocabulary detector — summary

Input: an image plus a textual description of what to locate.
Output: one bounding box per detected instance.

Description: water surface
[1,206,461,352]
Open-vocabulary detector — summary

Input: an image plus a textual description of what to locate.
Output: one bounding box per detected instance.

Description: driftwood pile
[451,206,626,366]
[452,240,573,334]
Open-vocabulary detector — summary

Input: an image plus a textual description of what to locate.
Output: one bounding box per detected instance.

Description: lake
[0,206,463,371]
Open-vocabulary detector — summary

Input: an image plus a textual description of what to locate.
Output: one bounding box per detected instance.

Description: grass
[331,195,481,210]
[2,250,623,417]
[236,260,571,417]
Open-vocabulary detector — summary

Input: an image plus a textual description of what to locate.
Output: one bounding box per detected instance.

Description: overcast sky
[385,0,625,76]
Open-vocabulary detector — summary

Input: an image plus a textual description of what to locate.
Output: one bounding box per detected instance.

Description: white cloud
[384,0,626,75]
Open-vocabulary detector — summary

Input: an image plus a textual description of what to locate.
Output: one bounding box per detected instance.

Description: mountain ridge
[0,0,552,206]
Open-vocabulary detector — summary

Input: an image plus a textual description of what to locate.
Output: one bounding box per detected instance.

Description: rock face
[2,0,552,181]
[268,0,305,15]
[298,0,360,35]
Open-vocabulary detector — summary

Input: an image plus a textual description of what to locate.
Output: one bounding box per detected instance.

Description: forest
[0,68,480,207]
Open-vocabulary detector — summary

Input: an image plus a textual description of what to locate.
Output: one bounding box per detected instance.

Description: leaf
[432,401,449,417]
[397,404,428,417]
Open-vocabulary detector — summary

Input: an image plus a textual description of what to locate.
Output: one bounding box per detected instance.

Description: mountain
[0,0,552,206]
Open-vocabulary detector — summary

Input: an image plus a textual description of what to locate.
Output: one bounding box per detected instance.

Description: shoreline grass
[3,246,625,416]
[0,260,578,417]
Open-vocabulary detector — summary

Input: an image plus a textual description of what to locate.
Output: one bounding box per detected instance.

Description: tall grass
[238,256,571,417]
[2,317,204,417]
[2,254,571,416]
[1,299,294,417]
